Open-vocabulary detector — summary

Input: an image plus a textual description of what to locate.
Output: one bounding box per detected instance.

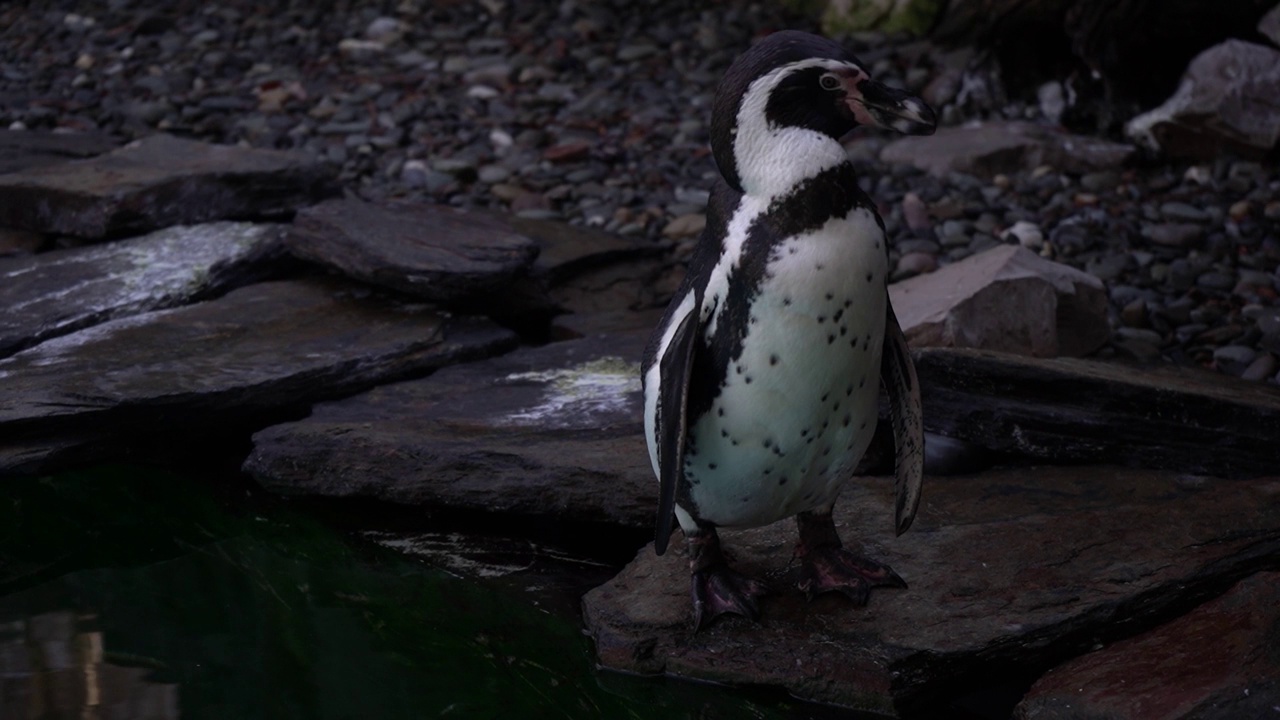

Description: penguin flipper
[654,304,699,555]
[880,301,924,536]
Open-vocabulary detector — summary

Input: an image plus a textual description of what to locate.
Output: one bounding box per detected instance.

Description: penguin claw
[797,546,907,605]
[691,565,770,631]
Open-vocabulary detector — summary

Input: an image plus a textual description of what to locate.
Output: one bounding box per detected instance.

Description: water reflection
[0,612,178,720]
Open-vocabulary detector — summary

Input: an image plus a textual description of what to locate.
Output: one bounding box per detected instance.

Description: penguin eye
[819,74,841,91]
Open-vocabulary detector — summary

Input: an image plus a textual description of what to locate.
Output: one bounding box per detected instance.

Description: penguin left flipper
[653,302,700,555]
[880,302,924,536]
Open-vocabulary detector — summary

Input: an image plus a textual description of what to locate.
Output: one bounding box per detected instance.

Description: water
[0,466,866,720]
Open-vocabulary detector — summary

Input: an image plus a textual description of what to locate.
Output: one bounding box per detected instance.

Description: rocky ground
[2,2,1280,719]
[3,0,1279,381]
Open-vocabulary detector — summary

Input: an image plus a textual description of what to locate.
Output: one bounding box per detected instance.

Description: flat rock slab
[0,134,336,239]
[915,346,1280,479]
[0,222,285,358]
[1015,571,1280,720]
[583,468,1280,716]
[503,214,665,286]
[244,330,655,527]
[0,277,517,442]
[890,245,1109,357]
[0,130,119,175]
[286,198,540,303]
[880,121,1135,178]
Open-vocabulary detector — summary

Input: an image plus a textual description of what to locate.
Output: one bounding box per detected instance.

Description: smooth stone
[890,245,1110,358]
[901,191,931,231]
[1213,344,1257,374]
[915,346,1280,478]
[661,213,705,239]
[892,251,937,280]
[1241,353,1278,382]
[584,467,1280,713]
[1127,40,1280,159]
[881,120,1135,179]
[0,278,518,473]
[286,198,540,303]
[1142,222,1204,248]
[0,129,118,174]
[0,222,285,358]
[1160,201,1211,222]
[244,331,653,527]
[1014,572,1280,720]
[0,135,336,239]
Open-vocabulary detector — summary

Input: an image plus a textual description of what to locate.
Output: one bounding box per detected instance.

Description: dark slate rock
[504,214,664,285]
[583,467,1280,715]
[914,347,1280,478]
[880,121,1135,178]
[286,198,539,303]
[0,134,337,239]
[244,330,654,527]
[1015,571,1280,720]
[0,278,517,469]
[0,222,285,358]
[0,129,119,174]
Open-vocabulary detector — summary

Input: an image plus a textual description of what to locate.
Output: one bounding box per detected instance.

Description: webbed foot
[687,527,770,630]
[795,510,906,604]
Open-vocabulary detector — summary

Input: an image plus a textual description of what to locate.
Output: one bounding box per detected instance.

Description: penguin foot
[796,546,906,604]
[794,510,906,605]
[686,528,770,630]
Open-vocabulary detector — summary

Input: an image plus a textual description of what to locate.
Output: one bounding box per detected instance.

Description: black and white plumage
[641,30,934,629]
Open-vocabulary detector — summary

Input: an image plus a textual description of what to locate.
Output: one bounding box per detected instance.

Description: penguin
[641,30,934,630]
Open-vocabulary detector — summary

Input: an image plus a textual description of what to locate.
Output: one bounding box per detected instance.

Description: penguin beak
[843,76,936,136]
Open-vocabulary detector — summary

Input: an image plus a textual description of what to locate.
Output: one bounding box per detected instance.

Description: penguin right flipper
[880,301,924,536]
[653,302,700,555]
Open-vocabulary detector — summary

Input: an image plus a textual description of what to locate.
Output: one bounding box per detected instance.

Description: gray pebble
[1160,201,1211,223]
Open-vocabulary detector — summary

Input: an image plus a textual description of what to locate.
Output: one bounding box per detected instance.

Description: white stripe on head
[732,58,855,198]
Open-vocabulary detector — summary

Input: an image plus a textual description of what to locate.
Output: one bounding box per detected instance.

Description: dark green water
[0,466,863,720]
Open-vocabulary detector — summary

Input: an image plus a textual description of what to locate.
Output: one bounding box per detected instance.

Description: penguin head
[711,30,936,194]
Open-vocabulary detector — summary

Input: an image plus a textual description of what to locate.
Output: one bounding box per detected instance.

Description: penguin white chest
[685,208,888,527]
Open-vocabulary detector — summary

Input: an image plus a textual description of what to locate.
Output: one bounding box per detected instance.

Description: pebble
[1241,353,1278,382]
[662,213,706,238]
[1001,220,1043,250]
[0,1,1273,385]
[1142,223,1203,248]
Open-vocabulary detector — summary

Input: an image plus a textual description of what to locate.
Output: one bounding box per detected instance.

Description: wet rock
[0,135,336,239]
[0,278,517,472]
[889,245,1110,358]
[285,198,539,303]
[880,121,1134,179]
[244,330,654,527]
[915,346,1280,478]
[1014,571,1280,720]
[1127,40,1280,159]
[583,467,1280,715]
[0,223,285,358]
[0,129,118,174]
[503,214,663,286]
[0,228,44,257]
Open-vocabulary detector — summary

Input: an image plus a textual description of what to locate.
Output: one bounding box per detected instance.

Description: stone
[0,129,118,174]
[889,245,1110,358]
[880,121,1134,179]
[1014,572,1280,720]
[1261,3,1280,46]
[0,278,517,473]
[661,213,705,239]
[901,191,931,231]
[1001,220,1043,250]
[0,228,44,257]
[1141,222,1203,248]
[1127,40,1280,159]
[502,214,662,286]
[914,346,1280,479]
[0,135,336,239]
[285,198,540,303]
[583,467,1280,715]
[244,330,654,527]
[0,222,285,358]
